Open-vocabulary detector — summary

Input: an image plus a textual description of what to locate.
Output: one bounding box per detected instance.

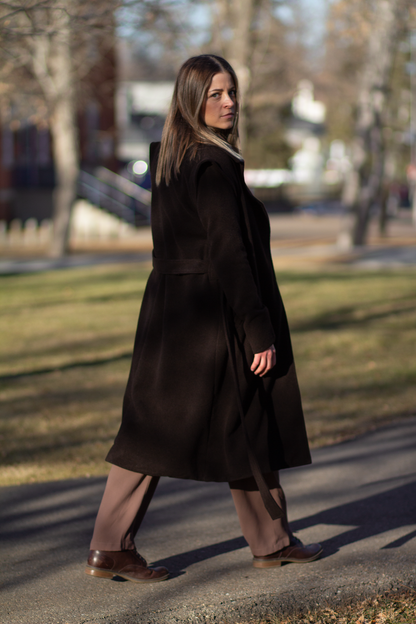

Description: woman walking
[86,54,322,583]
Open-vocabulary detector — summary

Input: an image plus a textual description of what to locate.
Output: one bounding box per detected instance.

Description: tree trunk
[29,2,79,258]
[352,122,384,245]
[346,0,401,246]
[48,6,79,258]
[378,147,397,235]
[49,95,79,257]
[224,0,256,152]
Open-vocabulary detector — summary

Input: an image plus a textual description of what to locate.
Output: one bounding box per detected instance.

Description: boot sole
[253,548,323,568]
[85,565,169,583]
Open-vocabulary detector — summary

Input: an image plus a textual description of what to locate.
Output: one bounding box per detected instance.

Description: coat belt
[152,253,283,520]
[152,255,209,274]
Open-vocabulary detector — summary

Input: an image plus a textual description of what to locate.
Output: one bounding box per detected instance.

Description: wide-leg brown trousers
[90,466,292,557]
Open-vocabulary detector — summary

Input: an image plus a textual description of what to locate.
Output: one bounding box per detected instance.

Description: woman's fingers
[250,352,262,373]
[251,346,276,377]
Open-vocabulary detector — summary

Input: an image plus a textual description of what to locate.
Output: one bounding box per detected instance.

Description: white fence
[0,200,147,248]
[0,218,53,248]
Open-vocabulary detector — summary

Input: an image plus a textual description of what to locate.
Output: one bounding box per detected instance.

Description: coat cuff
[244,307,276,354]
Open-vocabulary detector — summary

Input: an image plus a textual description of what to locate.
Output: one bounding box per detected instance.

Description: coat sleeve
[195,160,275,354]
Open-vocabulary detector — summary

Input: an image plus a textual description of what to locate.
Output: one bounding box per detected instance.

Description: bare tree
[0,0,118,256]
[206,0,257,149]
[324,0,412,246]
[117,0,310,167]
[0,0,181,257]
[29,1,79,258]
[348,0,404,245]
[206,0,309,158]
[0,0,314,253]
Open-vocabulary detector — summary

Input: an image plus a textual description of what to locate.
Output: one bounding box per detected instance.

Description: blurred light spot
[132,160,148,176]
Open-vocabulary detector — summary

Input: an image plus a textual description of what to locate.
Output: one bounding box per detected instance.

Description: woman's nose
[223,94,234,107]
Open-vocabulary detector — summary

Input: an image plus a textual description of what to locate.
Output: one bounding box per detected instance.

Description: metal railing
[78,168,151,225]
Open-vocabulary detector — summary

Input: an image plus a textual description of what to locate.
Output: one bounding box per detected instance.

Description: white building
[116,81,174,162]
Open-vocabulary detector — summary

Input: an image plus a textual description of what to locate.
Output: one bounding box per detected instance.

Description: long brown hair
[156,54,242,186]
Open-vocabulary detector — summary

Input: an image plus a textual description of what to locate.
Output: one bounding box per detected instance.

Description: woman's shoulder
[150,140,240,170]
[195,143,240,164]
[186,143,242,181]
[182,144,243,200]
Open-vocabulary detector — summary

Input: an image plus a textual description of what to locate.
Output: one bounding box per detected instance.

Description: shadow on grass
[0,351,132,382]
[304,377,416,401]
[291,300,416,333]
[0,332,133,365]
[1,288,145,314]
[276,269,416,285]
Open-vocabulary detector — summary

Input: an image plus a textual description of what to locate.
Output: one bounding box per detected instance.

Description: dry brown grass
[280,269,416,446]
[1,264,415,486]
[230,589,416,624]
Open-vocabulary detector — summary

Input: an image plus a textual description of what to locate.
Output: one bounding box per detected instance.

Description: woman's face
[203,72,237,131]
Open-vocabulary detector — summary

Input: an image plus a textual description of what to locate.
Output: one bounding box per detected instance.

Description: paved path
[0,251,152,275]
[1,213,415,275]
[2,243,416,276]
[1,417,415,624]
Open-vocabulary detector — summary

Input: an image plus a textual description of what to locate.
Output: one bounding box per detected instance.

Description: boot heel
[85,566,114,579]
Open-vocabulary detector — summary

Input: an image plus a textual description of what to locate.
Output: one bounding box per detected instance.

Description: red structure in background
[0,43,117,225]
[78,44,117,175]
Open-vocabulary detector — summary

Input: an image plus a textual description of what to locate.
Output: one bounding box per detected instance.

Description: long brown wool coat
[106,142,311,481]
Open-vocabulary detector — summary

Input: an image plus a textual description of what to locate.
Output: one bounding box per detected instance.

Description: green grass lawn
[0,263,415,486]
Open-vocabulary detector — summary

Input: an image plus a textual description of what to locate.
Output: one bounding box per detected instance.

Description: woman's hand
[251,345,276,377]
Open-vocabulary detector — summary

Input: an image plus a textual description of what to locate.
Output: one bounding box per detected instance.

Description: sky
[188,0,328,51]
[118,0,329,65]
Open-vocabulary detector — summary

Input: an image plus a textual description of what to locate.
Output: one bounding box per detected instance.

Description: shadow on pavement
[1,463,415,591]
[150,536,247,573]
[290,478,416,558]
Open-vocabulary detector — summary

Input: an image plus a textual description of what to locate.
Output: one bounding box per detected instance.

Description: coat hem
[105,456,312,483]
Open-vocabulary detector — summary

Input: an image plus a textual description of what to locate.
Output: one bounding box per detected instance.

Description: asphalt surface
[1,213,416,275]
[0,251,152,275]
[1,417,415,624]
